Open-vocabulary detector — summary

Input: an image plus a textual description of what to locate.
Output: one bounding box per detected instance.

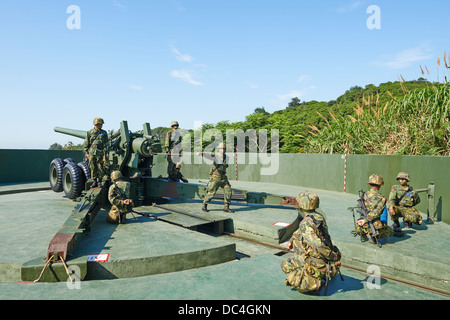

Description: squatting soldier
[165,121,182,181]
[169,163,189,183]
[83,117,108,188]
[356,174,394,241]
[200,142,234,213]
[388,172,422,232]
[281,191,341,295]
[106,170,135,224]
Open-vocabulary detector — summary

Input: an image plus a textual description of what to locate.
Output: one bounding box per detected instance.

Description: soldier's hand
[124,199,131,205]
[286,241,293,250]
[389,206,395,216]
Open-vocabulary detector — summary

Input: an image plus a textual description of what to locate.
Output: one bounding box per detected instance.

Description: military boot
[202,204,209,212]
[391,220,404,237]
[404,220,412,228]
[91,179,98,188]
[223,205,235,213]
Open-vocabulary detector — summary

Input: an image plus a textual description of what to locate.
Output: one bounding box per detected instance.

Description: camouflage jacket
[209,154,229,178]
[108,180,132,212]
[83,128,108,156]
[362,188,387,222]
[164,129,181,152]
[387,185,420,208]
[290,211,336,262]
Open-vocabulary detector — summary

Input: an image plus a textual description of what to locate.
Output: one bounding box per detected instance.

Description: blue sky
[0,0,449,149]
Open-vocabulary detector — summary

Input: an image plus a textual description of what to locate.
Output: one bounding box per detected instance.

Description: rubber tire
[77,161,91,183]
[63,158,75,164]
[62,162,84,199]
[49,158,65,192]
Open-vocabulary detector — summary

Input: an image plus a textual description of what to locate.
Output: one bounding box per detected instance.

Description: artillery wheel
[62,162,84,199]
[49,158,65,192]
[77,161,91,184]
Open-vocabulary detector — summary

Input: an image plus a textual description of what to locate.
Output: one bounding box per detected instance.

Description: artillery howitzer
[50,121,162,200]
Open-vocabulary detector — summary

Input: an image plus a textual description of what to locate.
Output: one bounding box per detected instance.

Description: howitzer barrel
[54,127,87,139]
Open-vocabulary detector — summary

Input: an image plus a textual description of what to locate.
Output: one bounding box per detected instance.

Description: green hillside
[198,79,449,154]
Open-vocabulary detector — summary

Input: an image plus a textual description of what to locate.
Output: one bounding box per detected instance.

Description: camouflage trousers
[391,206,422,225]
[281,255,340,293]
[356,220,393,239]
[203,175,232,206]
[89,155,107,181]
[167,154,177,180]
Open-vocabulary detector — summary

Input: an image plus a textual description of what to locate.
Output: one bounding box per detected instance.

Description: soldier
[164,121,182,181]
[106,170,135,224]
[169,163,189,183]
[281,191,341,295]
[83,117,108,188]
[388,172,422,232]
[200,142,234,213]
[356,174,394,241]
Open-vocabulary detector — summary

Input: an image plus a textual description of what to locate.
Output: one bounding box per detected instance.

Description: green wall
[0,149,83,184]
[1,150,448,224]
[155,153,449,224]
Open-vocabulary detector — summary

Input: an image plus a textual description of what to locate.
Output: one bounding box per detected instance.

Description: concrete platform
[0,181,449,300]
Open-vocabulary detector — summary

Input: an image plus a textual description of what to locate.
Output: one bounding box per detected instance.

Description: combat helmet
[396,172,410,182]
[296,191,319,211]
[170,121,179,127]
[111,170,123,181]
[93,117,104,125]
[368,174,384,186]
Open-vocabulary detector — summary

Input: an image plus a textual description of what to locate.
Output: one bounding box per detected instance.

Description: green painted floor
[0,181,449,300]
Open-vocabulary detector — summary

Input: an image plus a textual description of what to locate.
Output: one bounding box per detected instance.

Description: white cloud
[129,85,143,91]
[170,69,203,85]
[171,47,194,63]
[373,43,433,69]
[297,75,311,83]
[277,90,303,101]
[336,1,363,13]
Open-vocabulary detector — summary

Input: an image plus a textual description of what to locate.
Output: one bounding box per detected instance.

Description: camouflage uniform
[388,172,422,227]
[164,121,182,180]
[356,188,394,239]
[281,192,341,294]
[106,171,135,224]
[202,143,233,213]
[83,118,108,186]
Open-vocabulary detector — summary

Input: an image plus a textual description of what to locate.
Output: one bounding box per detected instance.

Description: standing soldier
[200,142,234,213]
[281,191,341,295]
[164,121,182,181]
[106,170,135,224]
[388,172,422,232]
[83,117,108,188]
[356,174,394,242]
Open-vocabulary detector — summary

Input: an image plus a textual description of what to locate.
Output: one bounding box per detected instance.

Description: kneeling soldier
[281,191,342,295]
[388,172,422,232]
[106,170,135,224]
[356,174,394,242]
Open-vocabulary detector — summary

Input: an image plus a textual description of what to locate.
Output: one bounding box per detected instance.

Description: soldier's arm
[83,131,91,153]
[387,186,398,208]
[164,132,171,152]
[367,197,386,221]
[300,222,332,260]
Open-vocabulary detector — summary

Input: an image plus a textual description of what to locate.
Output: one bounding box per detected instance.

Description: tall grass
[303,66,450,155]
